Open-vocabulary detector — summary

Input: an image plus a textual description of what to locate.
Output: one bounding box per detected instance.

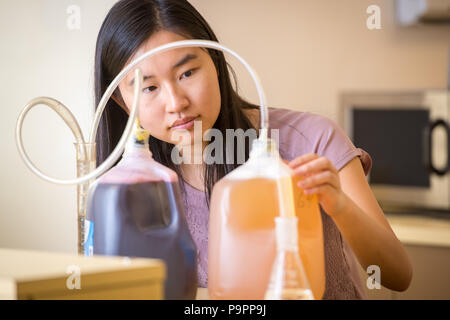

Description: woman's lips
[171,116,199,130]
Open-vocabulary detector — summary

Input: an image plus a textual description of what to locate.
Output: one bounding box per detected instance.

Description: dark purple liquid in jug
[88,180,197,300]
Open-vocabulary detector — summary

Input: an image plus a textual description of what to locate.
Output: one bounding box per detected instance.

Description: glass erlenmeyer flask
[265,216,314,300]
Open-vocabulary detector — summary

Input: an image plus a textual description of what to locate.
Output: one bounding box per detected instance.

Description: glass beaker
[74,142,96,255]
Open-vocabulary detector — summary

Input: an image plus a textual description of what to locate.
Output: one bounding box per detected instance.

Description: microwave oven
[340,90,450,212]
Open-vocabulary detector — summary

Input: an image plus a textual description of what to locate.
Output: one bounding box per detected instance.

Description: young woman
[94,0,412,299]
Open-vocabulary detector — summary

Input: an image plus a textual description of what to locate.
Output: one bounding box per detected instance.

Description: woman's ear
[111,90,129,115]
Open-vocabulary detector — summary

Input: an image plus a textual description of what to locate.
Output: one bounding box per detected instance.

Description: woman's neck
[177,139,207,191]
[179,162,205,191]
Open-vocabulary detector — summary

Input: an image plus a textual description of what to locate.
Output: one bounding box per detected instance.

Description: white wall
[1,0,449,254]
[190,0,449,119]
[0,0,117,254]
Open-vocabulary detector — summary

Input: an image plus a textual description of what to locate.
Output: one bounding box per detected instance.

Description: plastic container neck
[249,138,280,160]
[123,122,152,157]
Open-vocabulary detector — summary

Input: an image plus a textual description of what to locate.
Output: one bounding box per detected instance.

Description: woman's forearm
[331,194,413,292]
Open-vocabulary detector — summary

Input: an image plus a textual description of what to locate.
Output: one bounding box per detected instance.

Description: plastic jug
[209,138,325,300]
[86,121,197,300]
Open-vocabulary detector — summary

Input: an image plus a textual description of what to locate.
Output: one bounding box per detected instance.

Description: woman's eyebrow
[172,53,198,69]
[128,53,198,86]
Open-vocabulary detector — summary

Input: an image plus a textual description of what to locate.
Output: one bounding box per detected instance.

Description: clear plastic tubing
[15,69,143,185]
[15,40,268,185]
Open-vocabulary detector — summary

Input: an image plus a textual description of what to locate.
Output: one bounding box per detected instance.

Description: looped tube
[89,40,268,143]
[16,40,267,185]
[15,69,142,185]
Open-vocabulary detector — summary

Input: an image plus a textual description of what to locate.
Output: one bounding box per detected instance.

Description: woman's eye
[180,69,195,79]
[143,85,157,93]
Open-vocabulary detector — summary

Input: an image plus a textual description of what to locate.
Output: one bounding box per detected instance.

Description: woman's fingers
[288,153,319,169]
[292,156,338,176]
[297,170,339,190]
[303,184,335,195]
[289,154,346,216]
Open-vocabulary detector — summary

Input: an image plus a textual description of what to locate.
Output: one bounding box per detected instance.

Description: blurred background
[0,0,449,299]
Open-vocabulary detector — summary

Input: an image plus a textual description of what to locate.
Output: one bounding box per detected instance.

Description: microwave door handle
[422,119,450,176]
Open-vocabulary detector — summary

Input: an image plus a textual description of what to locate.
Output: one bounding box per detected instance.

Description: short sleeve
[313,114,372,177]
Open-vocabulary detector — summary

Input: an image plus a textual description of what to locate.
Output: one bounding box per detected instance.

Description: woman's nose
[164,83,189,113]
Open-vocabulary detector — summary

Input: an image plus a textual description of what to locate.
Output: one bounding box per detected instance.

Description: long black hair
[94,0,259,207]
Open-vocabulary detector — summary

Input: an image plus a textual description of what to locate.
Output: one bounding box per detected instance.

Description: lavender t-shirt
[180,107,373,299]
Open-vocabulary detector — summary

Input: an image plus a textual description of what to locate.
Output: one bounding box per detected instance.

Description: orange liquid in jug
[209,174,325,300]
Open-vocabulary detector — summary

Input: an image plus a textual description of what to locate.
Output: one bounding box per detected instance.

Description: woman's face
[117,30,221,147]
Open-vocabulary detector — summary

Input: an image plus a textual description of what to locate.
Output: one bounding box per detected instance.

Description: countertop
[385,212,450,248]
[0,248,165,299]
